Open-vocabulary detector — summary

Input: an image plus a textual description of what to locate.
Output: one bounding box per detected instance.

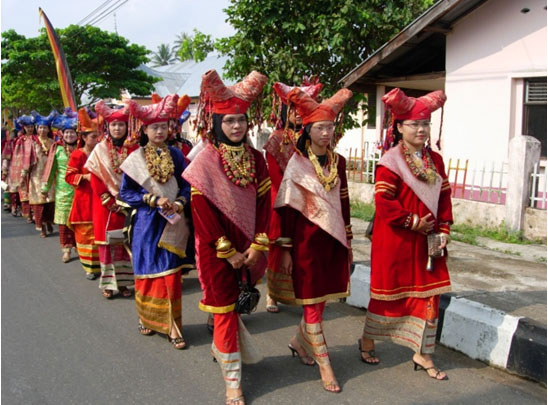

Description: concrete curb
[348,263,547,383]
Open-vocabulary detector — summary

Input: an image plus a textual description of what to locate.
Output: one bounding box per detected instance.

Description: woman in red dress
[183,69,269,405]
[85,101,137,299]
[270,87,353,394]
[66,108,101,280]
[360,88,452,380]
[263,79,323,313]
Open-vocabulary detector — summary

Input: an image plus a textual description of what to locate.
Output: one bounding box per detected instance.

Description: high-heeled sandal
[288,344,315,366]
[321,379,341,394]
[225,395,245,404]
[413,360,448,380]
[168,335,187,350]
[358,339,380,365]
[118,286,133,298]
[138,323,154,336]
[265,295,279,313]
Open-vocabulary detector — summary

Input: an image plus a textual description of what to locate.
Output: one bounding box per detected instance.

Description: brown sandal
[119,287,133,298]
[102,289,114,299]
[138,323,154,336]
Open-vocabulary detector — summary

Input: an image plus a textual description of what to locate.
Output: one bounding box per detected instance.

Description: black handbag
[234,267,261,315]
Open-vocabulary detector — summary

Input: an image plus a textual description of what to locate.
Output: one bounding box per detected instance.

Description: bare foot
[318,363,341,393]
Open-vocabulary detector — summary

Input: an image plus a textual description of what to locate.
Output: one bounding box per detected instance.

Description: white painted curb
[347,264,370,308]
[440,297,521,369]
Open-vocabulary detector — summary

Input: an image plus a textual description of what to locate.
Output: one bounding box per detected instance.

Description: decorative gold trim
[134,266,183,279]
[198,301,235,314]
[250,242,269,252]
[371,285,451,301]
[158,240,187,258]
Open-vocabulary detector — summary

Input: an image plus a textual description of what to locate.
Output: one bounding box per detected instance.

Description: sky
[1,0,235,53]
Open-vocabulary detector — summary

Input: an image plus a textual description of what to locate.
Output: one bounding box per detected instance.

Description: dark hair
[296,124,312,154]
[139,126,149,146]
[391,120,403,147]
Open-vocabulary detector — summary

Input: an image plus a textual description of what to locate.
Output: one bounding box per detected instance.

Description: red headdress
[95,100,130,123]
[287,87,353,147]
[151,93,163,104]
[381,88,447,152]
[128,94,179,125]
[174,94,191,119]
[195,69,267,139]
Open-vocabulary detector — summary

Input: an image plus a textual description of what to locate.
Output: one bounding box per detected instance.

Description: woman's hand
[439,234,448,249]
[415,213,435,234]
[280,250,293,275]
[157,197,175,215]
[243,247,262,268]
[227,251,246,269]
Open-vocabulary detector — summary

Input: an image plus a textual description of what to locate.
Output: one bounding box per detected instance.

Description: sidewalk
[348,217,547,384]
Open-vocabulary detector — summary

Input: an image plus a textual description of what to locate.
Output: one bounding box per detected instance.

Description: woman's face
[24,124,35,135]
[144,121,169,147]
[288,109,302,126]
[309,120,335,149]
[82,131,99,149]
[221,114,247,143]
[397,120,431,150]
[62,129,78,144]
[37,125,50,137]
[108,121,127,140]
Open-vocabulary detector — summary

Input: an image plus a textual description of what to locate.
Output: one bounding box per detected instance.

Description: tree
[150,43,177,67]
[188,0,434,124]
[175,29,215,62]
[1,26,158,114]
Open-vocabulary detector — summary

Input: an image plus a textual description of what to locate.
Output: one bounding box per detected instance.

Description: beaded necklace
[307,145,339,192]
[218,143,256,187]
[400,142,438,184]
[107,137,129,174]
[144,143,174,184]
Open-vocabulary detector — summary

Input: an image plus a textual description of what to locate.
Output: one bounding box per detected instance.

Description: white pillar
[505,135,541,232]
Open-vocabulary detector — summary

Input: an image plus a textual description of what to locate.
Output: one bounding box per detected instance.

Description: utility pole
[114,12,118,34]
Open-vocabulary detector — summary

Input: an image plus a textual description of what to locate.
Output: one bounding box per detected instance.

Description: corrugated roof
[139,54,234,98]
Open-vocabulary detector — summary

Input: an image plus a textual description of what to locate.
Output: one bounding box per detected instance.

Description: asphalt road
[2,211,546,404]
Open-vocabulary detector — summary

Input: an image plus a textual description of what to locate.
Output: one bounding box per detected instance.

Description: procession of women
[1,69,453,405]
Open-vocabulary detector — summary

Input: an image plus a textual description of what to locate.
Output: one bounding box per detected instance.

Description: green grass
[350,201,375,222]
[451,223,542,245]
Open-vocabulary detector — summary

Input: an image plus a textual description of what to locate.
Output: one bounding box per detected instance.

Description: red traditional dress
[8,133,36,219]
[264,81,323,300]
[184,69,268,391]
[270,86,353,369]
[66,148,100,276]
[85,101,136,295]
[2,135,21,215]
[363,145,452,353]
[363,87,452,355]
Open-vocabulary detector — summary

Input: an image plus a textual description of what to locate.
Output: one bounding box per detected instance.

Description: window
[523,78,547,158]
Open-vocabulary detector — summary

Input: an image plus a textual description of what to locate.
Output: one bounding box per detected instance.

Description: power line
[86,0,128,27]
[77,0,115,26]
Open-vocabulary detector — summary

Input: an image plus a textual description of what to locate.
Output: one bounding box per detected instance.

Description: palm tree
[150,43,177,67]
[173,32,194,61]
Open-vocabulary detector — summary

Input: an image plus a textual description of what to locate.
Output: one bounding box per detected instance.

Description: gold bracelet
[250,242,269,252]
[410,214,420,231]
[217,248,236,259]
[274,237,293,246]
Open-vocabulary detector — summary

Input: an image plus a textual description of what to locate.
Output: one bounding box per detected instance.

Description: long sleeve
[433,153,453,235]
[65,151,86,187]
[90,172,116,210]
[338,155,353,241]
[41,149,57,193]
[374,165,415,228]
[254,151,271,236]
[191,190,229,249]
[119,173,148,208]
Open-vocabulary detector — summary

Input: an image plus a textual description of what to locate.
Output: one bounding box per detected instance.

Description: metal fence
[530,161,547,209]
[346,142,381,184]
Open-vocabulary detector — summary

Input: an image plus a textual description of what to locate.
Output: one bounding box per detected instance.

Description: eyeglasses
[402,121,431,130]
[310,124,335,133]
[222,117,247,126]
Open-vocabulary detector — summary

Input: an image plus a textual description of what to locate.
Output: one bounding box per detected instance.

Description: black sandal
[413,360,448,380]
[358,339,380,365]
[168,336,187,350]
[119,287,133,298]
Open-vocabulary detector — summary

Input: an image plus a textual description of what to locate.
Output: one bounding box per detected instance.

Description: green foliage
[150,43,178,67]
[350,200,375,222]
[189,0,433,126]
[451,223,542,245]
[1,26,157,113]
[176,29,214,62]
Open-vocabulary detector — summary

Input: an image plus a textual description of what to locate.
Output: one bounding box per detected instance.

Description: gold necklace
[307,146,339,192]
[219,143,256,187]
[37,137,50,156]
[144,143,174,184]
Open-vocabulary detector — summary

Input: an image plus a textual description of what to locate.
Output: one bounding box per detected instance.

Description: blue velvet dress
[119,146,192,276]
